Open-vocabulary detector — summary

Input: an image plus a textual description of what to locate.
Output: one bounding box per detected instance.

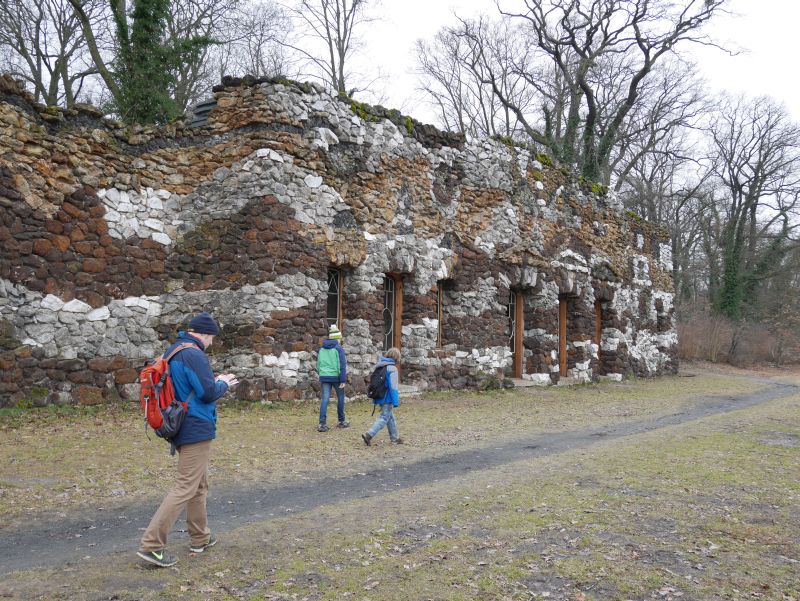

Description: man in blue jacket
[316,324,349,431]
[137,312,237,567]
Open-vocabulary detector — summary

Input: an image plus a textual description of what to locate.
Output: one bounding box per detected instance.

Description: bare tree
[164,0,243,112]
[0,0,101,106]
[416,19,536,139]
[603,60,707,186]
[212,0,293,82]
[709,95,800,320]
[451,0,727,181]
[415,28,475,135]
[619,128,712,301]
[284,0,376,96]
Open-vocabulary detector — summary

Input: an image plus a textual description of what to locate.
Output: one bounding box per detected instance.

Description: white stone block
[144,218,164,232]
[123,297,150,310]
[263,354,279,367]
[61,346,78,359]
[41,294,64,311]
[317,127,339,146]
[526,373,552,385]
[152,232,172,245]
[257,148,284,162]
[304,174,323,188]
[87,307,110,321]
[62,299,92,313]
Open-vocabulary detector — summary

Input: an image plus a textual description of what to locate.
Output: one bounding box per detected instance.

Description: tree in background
[68,0,216,122]
[166,0,238,113]
[211,0,292,82]
[1,0,302,120]
[285,0,375,96]
[420,0,726,182]
[708,96,800,322]
[0,0,101,107]
[415,19,536,139]
[114,0,185,122]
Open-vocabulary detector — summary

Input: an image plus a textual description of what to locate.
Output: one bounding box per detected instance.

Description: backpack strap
[163,342,198,406]
[164,342,197,363]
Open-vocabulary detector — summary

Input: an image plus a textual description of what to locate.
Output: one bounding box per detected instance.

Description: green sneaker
[190,534,218,554]
[137,549,178,567]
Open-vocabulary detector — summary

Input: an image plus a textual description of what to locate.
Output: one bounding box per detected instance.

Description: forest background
[3,0,798,367]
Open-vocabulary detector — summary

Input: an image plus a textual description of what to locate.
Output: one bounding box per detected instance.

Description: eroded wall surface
[0,75,677,405]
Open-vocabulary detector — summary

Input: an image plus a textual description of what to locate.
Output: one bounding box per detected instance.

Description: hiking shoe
[317,424,330,432]
[361,432,372,446]
[190,534,217,554]
[137,549,178,567]
[391,438,404,444]
[337,420,350,428]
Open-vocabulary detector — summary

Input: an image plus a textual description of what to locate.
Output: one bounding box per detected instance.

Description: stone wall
[0,74,677,406]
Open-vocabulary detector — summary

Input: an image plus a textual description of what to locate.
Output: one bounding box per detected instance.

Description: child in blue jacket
[362,347,403,445]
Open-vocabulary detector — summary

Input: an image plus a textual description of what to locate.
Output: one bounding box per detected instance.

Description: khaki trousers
[139,439,212,551]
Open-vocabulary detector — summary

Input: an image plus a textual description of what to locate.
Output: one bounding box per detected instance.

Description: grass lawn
[1,365,798,600]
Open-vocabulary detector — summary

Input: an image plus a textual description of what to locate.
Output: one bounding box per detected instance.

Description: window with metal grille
[327,268,343,330]
[437,281,444,347]
[383,276,395,351]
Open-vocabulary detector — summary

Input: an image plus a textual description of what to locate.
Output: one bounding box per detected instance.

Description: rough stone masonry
[0,74,677,406]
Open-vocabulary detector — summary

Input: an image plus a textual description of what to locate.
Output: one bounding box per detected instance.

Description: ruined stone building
[0,75,677,405]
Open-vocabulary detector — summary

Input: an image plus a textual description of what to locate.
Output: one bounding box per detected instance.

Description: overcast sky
[354,0,800,126]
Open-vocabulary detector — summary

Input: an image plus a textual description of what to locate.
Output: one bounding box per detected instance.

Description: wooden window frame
[383,274,403,351]
[508,290,524,378]
[436,281,444,348]
[594,300,602,346]
[559,295,568,377]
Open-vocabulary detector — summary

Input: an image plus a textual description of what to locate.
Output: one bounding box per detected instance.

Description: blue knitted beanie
[188,311,220,335]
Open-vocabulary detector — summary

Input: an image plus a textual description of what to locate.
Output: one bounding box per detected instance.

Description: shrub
[677,310,795,366]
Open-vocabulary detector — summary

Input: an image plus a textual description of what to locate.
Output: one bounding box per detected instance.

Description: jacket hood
[378,357,396,366]
[322,339,340,349]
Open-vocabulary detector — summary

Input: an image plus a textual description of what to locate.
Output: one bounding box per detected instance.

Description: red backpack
[139,343,195,438]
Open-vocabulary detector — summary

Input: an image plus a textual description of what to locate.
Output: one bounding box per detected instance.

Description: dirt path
[2,376,795,578]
